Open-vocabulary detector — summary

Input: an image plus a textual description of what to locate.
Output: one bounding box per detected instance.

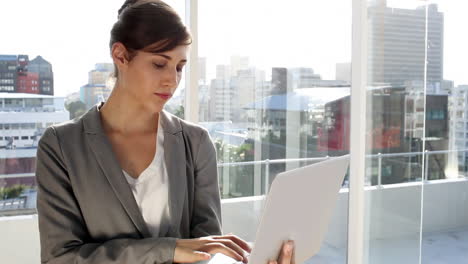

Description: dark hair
[110,0,191,77]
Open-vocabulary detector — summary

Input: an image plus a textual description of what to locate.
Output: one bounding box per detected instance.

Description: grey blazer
[36,103,222,264]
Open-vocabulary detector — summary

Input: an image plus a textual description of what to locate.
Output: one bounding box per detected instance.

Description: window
[200,0,351,261]
[1,1,468,264]
[21,136,28,140]
[364,1,468,263]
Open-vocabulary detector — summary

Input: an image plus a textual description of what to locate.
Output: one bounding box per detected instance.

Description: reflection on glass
[420,0,468,263]
[365,0,468,263]
[200,0,351,262]
[365,0,429,262]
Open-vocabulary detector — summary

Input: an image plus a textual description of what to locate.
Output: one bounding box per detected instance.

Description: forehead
[140,45,189,61]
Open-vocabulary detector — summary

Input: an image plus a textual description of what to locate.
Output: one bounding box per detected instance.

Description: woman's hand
[268,240,295,264]
[173,234,252,263]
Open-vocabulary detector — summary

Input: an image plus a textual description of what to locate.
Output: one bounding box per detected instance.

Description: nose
[162,67,178,88]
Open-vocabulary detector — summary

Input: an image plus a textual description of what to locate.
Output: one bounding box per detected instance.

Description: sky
[0,0,466,97]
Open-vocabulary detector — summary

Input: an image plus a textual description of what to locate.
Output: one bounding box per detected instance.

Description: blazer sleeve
[190,129,223,238]
[36,127,177,264]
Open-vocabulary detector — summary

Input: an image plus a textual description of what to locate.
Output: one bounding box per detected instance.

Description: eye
[176,66,184,72]
[153,62,166,69]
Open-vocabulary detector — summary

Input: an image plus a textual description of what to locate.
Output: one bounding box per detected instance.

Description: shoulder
[45,114,84,141]
[161,110,210,139]
[40,105,95,145]
[160,110,216,160]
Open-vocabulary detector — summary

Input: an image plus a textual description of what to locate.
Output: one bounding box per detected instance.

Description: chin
[148,101,165,114]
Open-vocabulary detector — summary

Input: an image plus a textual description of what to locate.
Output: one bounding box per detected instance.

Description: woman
[36,0,294,263]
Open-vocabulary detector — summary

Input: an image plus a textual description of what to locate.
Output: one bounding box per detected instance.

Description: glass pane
[0,2,187,263]
[0,0,186,216]
[421,1,468,263]
[161,0,187,118]
[364,0,428,262]
[200,0,352,262]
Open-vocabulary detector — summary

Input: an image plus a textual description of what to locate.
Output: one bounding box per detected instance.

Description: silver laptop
[201,155,350,264]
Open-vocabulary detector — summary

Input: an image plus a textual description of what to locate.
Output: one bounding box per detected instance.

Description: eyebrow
[154,54,187,63]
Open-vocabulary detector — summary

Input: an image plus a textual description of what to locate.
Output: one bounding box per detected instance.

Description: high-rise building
[368,1,443,86]
[0,55,18,93]
[319,86,448,183]
[17,72,39,94]
[0,54,54,95]
[271,67,288,95]
[28,56,54,95]
[216,65,231,80]
[80,63,114,109]
[287,68,322,89]
[210,78,232,121]
[230,56,249,77]
[448,85,468,174]
[210,65,267,122]
[88,63,113,85]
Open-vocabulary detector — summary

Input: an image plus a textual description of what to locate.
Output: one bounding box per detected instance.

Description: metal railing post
[265,159,270,194]
[424,150,429,182]
[377,153,382,188]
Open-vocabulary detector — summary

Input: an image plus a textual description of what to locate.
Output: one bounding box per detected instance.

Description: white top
[122,117,170,237]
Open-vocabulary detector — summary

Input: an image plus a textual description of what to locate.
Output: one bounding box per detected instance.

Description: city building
[0,92,68,192]
[319,86,448,184]
[0,55,18,93]
[448,85,468,174]
[17,72,39,94]
[208,62,268,122]
[28,56,54,95]
[0,93,68,149]
[287,67,322,89]
[80,63,114,109]
[0,54,54,95]
[368,1,443,87]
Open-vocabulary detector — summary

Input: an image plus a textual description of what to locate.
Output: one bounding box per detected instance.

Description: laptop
[198,154,350,264]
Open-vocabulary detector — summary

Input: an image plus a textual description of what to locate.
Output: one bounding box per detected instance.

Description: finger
[213,234,252,253]
[201,242,244,262]
[216,239,248,261]
[291,242,296,264]
[269,261,278,264]
[277,241,293,264]
[173,247,211,263]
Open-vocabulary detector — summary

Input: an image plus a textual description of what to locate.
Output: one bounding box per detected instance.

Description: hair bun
[118,0,139,18]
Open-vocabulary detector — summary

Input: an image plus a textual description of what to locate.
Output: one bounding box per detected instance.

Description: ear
[111,42,129,71]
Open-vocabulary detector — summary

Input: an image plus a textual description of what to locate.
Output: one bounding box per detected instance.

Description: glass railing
[0,149,467,215]
[217,149,468,198]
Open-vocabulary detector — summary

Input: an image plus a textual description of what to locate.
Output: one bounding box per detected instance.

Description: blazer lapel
[83,103,151,238]
[160,110,187,237]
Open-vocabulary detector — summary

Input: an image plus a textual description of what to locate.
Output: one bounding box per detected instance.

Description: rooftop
[0,93,64,99]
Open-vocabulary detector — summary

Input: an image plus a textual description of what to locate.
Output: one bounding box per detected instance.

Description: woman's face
[118,44,188,113]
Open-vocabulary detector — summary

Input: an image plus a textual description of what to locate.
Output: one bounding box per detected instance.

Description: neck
[100,87,159,135]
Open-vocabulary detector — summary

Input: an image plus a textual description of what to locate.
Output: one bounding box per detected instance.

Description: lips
[154,93,172,100]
